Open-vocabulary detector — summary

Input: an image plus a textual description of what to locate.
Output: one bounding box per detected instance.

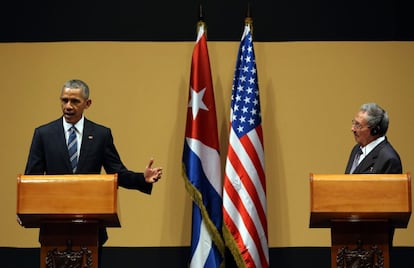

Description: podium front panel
[309,173,411,228]
[17,174,120,228]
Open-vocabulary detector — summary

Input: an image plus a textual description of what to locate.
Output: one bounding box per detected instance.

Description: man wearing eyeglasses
[345,102,402,174]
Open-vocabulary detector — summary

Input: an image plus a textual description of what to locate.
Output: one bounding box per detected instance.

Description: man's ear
[85,99,92,109]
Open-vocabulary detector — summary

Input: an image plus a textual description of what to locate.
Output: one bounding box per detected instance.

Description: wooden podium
[309,173,411,268]
[16,174,121,268]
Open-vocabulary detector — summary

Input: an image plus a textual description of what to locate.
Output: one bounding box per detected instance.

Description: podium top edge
[310,173,411,181]
[18,174,118,182]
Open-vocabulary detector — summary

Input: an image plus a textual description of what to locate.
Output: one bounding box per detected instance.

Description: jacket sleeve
[374,156,403,174]
[102,129,153,194]
[24,128,46,175]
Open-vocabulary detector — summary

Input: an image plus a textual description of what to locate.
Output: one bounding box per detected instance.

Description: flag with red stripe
[222,20,269,268]
[182,21,225,268]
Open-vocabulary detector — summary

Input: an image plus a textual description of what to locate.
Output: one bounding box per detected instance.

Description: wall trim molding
[1,246,413,267]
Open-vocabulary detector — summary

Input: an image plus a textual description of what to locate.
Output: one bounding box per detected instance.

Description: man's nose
[64,101,73,109]
[351,124,357,131]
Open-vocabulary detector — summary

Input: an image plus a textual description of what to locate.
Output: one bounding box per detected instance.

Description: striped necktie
[67,126,78,173]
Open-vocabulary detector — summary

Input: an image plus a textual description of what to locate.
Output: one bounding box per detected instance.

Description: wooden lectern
[309,173,411,268]
[16,174,121,268]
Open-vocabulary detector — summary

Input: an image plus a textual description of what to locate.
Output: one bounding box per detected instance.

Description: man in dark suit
[345,102,402,174]
[24,79,163,244]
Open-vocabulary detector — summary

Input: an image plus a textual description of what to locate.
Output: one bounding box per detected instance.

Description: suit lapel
[77,119,94,171]
[354,140,386,173]
[346,145,360,173]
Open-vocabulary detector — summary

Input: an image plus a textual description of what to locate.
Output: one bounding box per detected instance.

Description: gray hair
[61,79,90,99]
[360,103,389,136]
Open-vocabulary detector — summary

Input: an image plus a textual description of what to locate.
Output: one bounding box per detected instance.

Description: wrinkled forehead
[354,111,368,122]
[61,87,87,100]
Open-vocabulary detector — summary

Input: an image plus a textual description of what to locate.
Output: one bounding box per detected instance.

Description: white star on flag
[183,21,224,268]
[188,87,209,119]
[223,21,269,268]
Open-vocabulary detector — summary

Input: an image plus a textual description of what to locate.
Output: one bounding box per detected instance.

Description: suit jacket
[25,117,152,193]
[345,138,402,174]
[25,117,153,244]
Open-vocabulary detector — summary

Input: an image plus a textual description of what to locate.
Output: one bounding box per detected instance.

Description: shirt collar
[360,136,385,156]
[62,116,84,134]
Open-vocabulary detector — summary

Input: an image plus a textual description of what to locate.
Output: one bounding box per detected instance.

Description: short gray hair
[360,103,388,136]
[62,79,90,99]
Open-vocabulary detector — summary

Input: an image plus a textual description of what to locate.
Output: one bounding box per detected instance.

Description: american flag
[182,22,225,268]
[223,22,269,268]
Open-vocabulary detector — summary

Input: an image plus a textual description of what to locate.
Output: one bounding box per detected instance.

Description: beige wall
[0,41,413,248]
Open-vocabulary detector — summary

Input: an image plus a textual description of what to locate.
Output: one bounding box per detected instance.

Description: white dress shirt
[63,116,84,159]
[358,136,386,164]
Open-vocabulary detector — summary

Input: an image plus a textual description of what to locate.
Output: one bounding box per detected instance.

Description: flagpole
[222,4,269,267]
[245,2,253,35]
[197,4,206,38]
[183,6,224,267]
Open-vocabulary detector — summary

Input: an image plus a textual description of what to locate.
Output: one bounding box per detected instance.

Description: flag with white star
[223,22,269,268]
[182,22,224,268]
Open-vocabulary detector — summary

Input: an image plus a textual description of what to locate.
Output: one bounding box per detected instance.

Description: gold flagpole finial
[197,4,207,36]
[245,2,253,35]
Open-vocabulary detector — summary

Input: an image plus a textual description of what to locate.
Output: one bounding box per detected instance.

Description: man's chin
[63,114,77,124]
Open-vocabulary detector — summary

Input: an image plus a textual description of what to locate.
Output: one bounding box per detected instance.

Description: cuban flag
[182,21,224,268]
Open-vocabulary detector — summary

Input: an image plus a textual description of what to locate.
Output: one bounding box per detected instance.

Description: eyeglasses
[351,119,369,130]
